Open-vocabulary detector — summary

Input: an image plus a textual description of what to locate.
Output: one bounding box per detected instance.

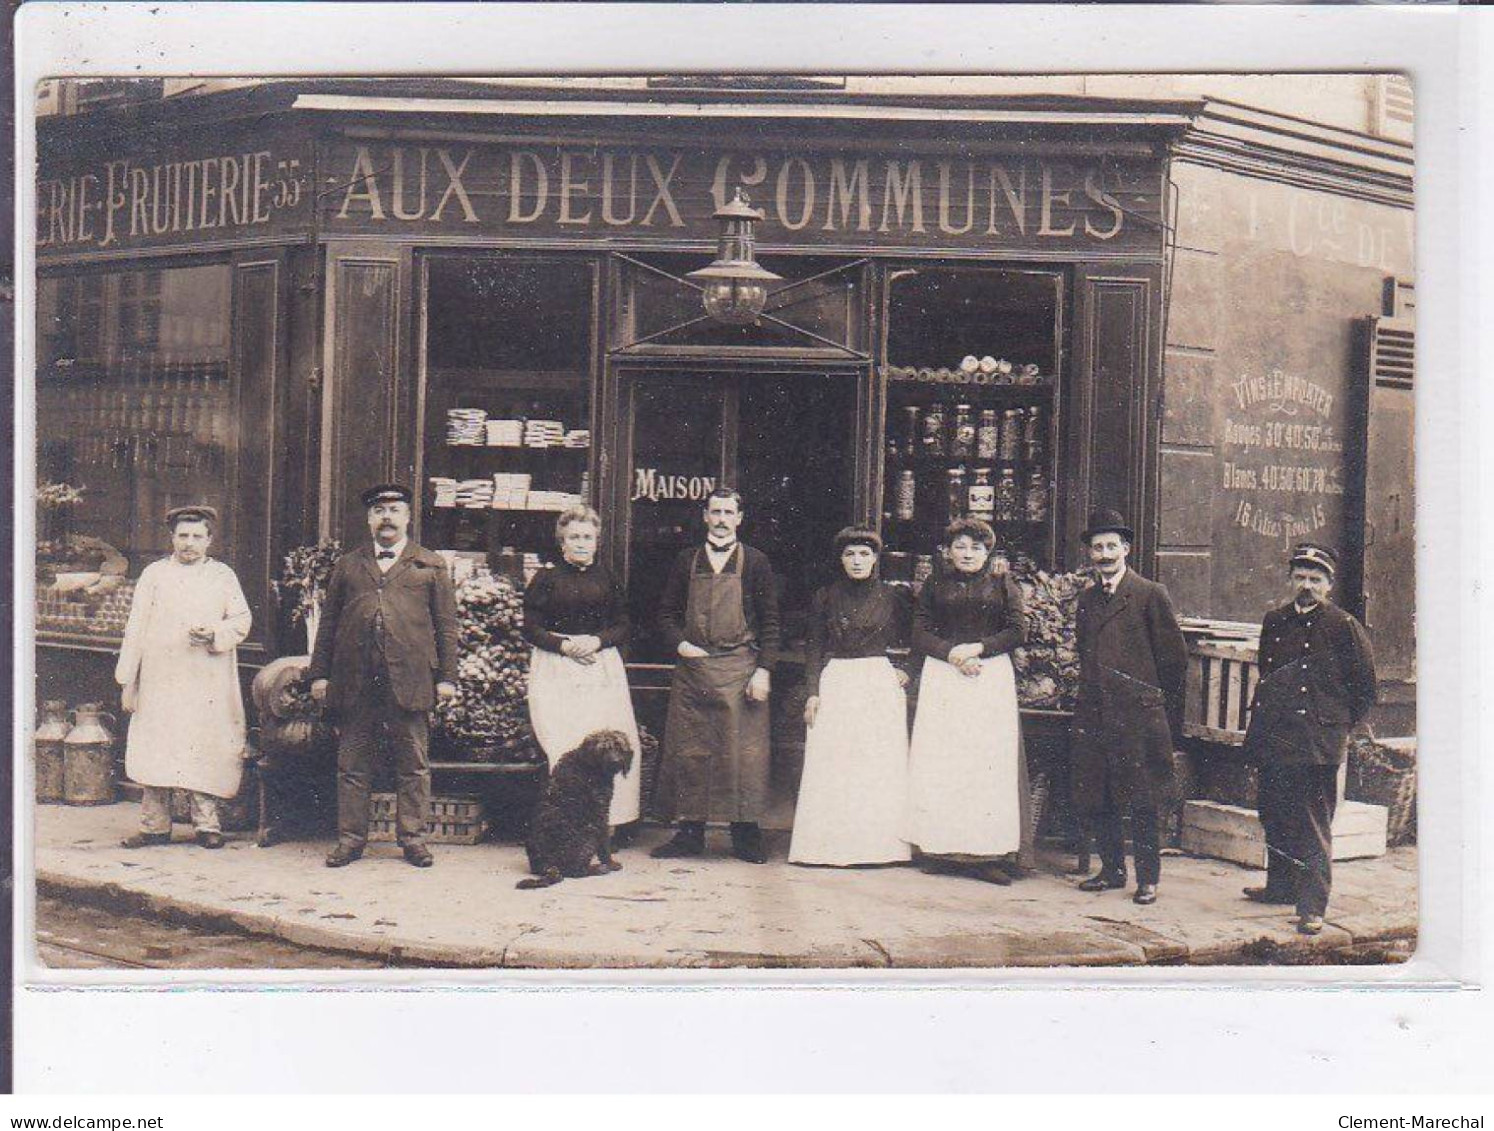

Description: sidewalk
[32,803,1417,970]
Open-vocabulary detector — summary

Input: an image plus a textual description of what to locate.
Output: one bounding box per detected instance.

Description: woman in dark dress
[523,504,640,827]
[788,526,914,867]
[906,517,1028,884]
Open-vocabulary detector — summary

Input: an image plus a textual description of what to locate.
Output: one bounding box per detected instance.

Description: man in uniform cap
[1070,508,1188,906]
[1243,542,1377,934]
[309,484,460,868]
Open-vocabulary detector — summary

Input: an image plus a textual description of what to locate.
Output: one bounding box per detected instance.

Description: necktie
[377,550,396,561]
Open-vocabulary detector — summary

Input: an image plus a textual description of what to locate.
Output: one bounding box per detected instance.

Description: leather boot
[650,821,706,858]
[729,822,768,864]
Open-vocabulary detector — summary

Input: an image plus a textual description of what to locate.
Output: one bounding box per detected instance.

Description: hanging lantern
[687,188,781,325]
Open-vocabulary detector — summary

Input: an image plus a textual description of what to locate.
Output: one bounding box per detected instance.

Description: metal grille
[1374,75,1415,142]
[1370,318,1414,390]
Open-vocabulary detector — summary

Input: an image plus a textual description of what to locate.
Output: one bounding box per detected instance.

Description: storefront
[33,80,1414,823]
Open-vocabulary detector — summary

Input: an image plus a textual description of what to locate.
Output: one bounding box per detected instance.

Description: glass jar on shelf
[976,409,1000,460]
[900,405,921,460]
[1025,467,1050,521]
[995,467,1020,522]
[920,404,947,457]
[1023,405,1045,463]
[968,467,995,522]
[950,403,975,460]
[945,466,967,522]
[999,409,1023,461]
[894,469,917,521]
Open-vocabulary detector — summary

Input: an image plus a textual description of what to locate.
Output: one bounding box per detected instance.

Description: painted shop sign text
[324,141,1163,254]
[37,133,314,256]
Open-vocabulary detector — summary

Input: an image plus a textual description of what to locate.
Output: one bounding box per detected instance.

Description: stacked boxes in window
[368,792,488,844]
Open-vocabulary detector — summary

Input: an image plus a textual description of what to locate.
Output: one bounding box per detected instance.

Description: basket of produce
[1346,734,1417,846]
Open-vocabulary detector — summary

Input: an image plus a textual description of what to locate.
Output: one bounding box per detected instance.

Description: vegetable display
[434,573,542,761]
[1012,567,1094,710]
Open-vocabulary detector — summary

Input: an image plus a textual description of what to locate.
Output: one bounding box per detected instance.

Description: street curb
[37,866,1416,970]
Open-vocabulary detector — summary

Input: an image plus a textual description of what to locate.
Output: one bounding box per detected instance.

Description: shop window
[421,255,597,581]
[612,253,863,353]
[36,263,234,639]
[879,267,1063,578]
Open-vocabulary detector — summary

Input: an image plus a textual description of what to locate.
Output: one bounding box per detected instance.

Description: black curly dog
[517,729,634,890]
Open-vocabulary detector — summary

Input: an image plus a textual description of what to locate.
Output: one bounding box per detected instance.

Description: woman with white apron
[523,505,642,829]
[789,526,913,867]
[907,517,1030,884]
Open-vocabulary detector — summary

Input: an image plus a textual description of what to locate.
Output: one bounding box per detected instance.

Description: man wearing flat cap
[117,505,252,850]
[1244,543,1377,935]
[1069,508,1188,906]
[309,484,460,868]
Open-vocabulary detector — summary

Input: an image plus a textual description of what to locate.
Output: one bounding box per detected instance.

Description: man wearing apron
[652,488,781,863]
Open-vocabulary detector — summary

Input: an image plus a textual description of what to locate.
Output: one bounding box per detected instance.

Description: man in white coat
[116,505,252,849]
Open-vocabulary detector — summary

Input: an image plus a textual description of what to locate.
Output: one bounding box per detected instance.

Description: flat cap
[1289,542,1337,578]
[361,483,413,508]
[165,504,219,527]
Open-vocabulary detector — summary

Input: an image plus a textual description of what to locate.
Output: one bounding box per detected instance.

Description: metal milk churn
[33,699,70,803]
[63,703,118,805]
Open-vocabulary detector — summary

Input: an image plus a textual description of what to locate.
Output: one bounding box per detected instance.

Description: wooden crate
[368,793,487,844]
[1183,639,1260,747]
[1180,799,1388,869]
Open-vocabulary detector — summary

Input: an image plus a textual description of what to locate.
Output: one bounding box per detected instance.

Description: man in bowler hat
[309,484,460,868]
[1243,543,1377,934]
[1070,509,1188,906]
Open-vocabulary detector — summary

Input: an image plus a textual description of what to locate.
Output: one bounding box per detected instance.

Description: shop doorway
[618,367,862,665]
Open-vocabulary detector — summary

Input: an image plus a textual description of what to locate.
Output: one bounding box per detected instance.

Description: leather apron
[663,547,771,822]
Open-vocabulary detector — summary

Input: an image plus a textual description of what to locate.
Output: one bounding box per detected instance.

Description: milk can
[33,699,70,803]
[63,703,118,805]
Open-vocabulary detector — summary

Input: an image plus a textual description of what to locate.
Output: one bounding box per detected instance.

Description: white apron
[789,657,912,866]
[906,653,1022,857]
[527,644,642,825]
[115,558,251,799]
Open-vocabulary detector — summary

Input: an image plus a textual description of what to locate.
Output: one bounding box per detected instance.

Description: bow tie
[376,550,397,561]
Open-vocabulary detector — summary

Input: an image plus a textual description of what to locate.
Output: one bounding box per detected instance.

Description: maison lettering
[632,468,717,503]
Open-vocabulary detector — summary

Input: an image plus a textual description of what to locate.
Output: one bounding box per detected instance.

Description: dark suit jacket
[1245,600,1377,766]
[1070,568,1188,815]
[307,542,460,717]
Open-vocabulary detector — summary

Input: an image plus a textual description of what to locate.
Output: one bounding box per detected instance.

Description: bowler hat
[165,504,219,528]
[361,483,413,508]
[1080,508,1134,545]
[1289,542,1337,578]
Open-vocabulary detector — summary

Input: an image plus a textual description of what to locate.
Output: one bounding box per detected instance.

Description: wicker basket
[1346,736,1417,846]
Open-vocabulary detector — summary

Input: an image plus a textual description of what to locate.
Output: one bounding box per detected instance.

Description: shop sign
[37,129,315,256]
[632,467,718,504]
[323,139,1163,256]
[1219,368,1347,550]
